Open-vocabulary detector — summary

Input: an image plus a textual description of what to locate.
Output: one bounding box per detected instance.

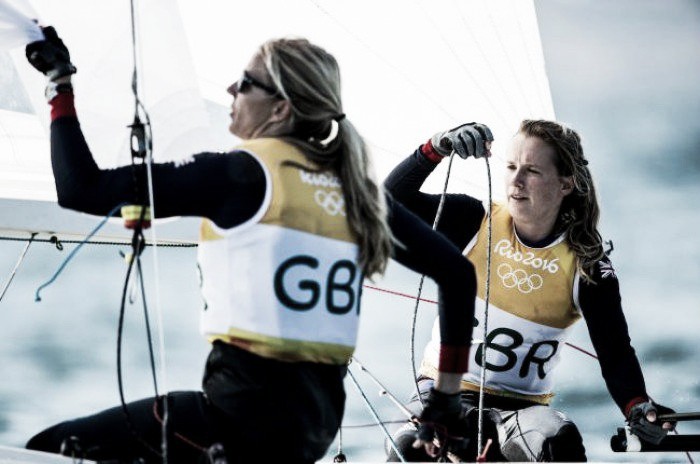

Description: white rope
[352,357,416,420]
[347,366,407,462]
[129,1,168,461]
[336,423,344,461]
[410,152,458,405]
[144,140,169,463]
[405,151,494,459]
[0,232,35,302]
[476,157,493,457]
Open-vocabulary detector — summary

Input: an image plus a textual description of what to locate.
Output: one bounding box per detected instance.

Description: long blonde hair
[258,38,392,278]
[519,120,605,282]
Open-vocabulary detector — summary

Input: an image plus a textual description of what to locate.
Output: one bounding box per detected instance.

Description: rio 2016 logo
[493,239,560,274]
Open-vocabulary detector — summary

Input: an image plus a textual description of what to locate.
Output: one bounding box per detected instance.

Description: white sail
[0,0,554,241]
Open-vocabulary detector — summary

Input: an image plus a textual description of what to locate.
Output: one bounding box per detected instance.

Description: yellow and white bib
[197,138,360,365]
[421,202,582,403]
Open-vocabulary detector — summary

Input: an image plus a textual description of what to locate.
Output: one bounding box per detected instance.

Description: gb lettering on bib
[198,139,361,365]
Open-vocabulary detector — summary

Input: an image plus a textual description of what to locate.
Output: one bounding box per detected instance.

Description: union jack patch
[599,260,616,279]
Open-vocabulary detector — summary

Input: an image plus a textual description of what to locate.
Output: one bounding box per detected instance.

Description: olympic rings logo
[314,189,346,216]
[496,263,543,294]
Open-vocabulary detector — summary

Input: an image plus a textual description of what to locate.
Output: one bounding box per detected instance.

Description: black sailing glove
[415,388,469,457]
[430,122,494,159]
[25,26,76,81]
[627,401,676,445]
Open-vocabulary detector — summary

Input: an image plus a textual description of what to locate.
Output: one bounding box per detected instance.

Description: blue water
[0,173,698,464]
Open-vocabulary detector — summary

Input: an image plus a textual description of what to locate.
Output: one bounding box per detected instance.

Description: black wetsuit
[26,95,475,464]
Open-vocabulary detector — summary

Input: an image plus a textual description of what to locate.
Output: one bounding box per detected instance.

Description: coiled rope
[410,152,458,406]
[476,157,493,457]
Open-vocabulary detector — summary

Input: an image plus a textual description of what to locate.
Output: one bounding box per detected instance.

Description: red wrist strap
[50,93,76,120]
[420,139,444,164]
[438,344,470,373]
[624,396,649,417]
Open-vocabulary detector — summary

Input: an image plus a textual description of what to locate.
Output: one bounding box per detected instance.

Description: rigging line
[413,0,511,130]
[411,152,458,407]
[129,1,168,461]
[34,202,126,302]
[151,397,208,453]
[334,423,346,463]
[336,427,343,461]
[564,341,597,359]
[307,0,459,122]
[136,256,159,397]
[476,156,493,458]
[120,219,210,459]
[144,118,170,464]
[684,448,695,464]
[127,254,140,305]
[677,429,695,464]
[116,230,162,460]
[409,277,426,405]
[0,232,36,303]
[363,284,437,305]
[0,235,197,247]
[342,420,408,429]
[351,357,416,421]
[346,366,407,463]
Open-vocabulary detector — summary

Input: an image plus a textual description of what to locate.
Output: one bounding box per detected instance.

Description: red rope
[152,397,207,452]
[362,284,600,361]
[563,342,598,359]
[362,284,437,304]
[476,438,493,462]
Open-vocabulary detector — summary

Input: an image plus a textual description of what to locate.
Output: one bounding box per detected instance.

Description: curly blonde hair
[519,120,605,282]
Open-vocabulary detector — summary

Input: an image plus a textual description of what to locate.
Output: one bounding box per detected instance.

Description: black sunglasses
[237,71,280,97]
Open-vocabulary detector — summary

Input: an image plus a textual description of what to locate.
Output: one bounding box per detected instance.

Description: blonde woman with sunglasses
[24,28,480,463]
